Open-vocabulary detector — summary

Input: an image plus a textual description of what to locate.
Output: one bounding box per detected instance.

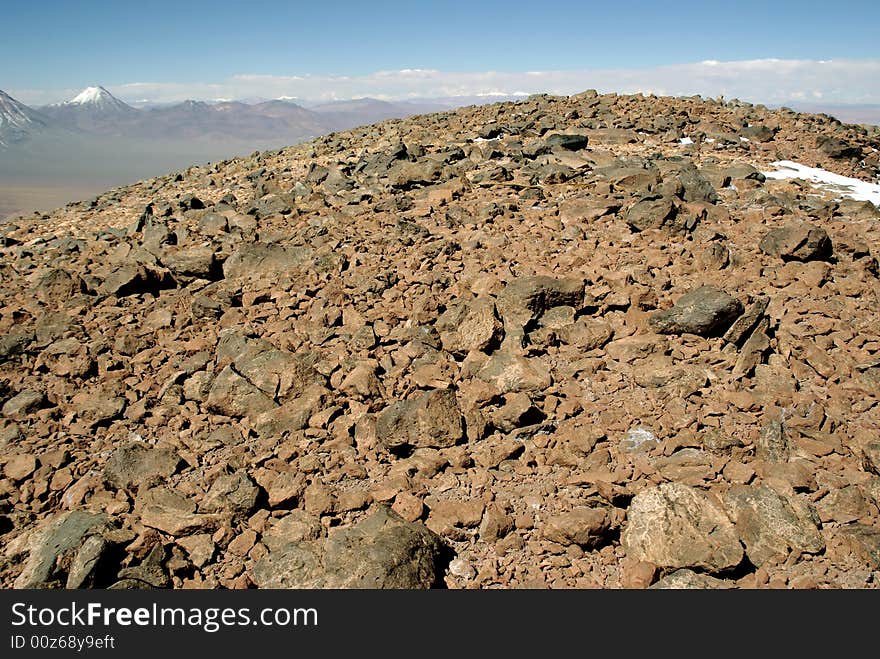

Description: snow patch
[761,160,880,206]
[678,137,693,145]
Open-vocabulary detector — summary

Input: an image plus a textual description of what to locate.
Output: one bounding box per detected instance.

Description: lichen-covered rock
[622,483,743,572]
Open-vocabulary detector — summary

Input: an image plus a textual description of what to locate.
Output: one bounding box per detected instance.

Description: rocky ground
[1,91,880,589]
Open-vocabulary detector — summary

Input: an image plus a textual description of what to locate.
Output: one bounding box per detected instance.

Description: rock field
[2,90,880,589]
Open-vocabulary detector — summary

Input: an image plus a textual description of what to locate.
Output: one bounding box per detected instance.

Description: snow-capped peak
[60,86,134,114]
[68,86,117,105]
[70,86,109,104]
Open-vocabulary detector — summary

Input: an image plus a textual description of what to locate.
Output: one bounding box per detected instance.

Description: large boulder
[251,507,447,588]
[759,223,832,262]
[377,389,464,451]
[723,485,824,567]
[648,286,743,336]
[622,483,743,572]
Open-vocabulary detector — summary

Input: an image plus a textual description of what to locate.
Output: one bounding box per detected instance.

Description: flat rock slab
[622,483,743,572]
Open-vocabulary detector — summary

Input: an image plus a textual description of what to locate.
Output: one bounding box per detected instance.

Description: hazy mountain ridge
[0,90,49,146]
[0,87,450,219]
[1,86,876,220]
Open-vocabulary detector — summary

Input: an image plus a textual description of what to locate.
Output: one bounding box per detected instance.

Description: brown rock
[4,454,37,481]
[377,388,463,451]
[426,499,485,535]
[541,507,614,547]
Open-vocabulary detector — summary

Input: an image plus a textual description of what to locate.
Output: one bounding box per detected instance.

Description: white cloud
[10,59,880,106]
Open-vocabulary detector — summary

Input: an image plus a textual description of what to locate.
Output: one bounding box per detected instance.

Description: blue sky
[4,0,879,104]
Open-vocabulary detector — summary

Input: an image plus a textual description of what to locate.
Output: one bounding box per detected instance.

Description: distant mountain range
[2,85,874,220]
[0,86,487,149]
[0,86,532,219]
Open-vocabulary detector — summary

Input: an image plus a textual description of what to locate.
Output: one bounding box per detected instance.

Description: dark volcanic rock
[759,223,832,262]
[625,196,678,232]
[546,133,589,151]
[648,286,744,336]
[817,136,862,159]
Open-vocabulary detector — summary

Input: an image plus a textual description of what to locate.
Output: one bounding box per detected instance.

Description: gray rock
[255,193,293,217]
[215,331,322,400]
[197,212,229,235]
[252,507,447,588]
[104,442,182,491]
[34,268,80,304]
[832,524,880,569]
[205,365,277,417]
[546,133,589,150]
[759,223,832,262]
[740,125,776,142]
[0,331,34,360]
[222,242,312,279]
[200,471,259,516]
[648,286,743,336]
[377,389,463,451]
[625,196,677,232]
[66,535,111,589]
[756,418,790,462]
[14,511,112,589]
[817,136,861,159]
[723,295,770,346]
[622,483,743,572]
[2,389,45,418]
[496,276,584,324]
[138,487,225,536]
[656,160,718,203]
[557,318,613,350]
[261,510,323,552]
[161,247,218,282]
[99,263,170,297]
[724,485,824,566]
[436,297,502,354]
[72,392,126,427]
[113,544,169,589]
